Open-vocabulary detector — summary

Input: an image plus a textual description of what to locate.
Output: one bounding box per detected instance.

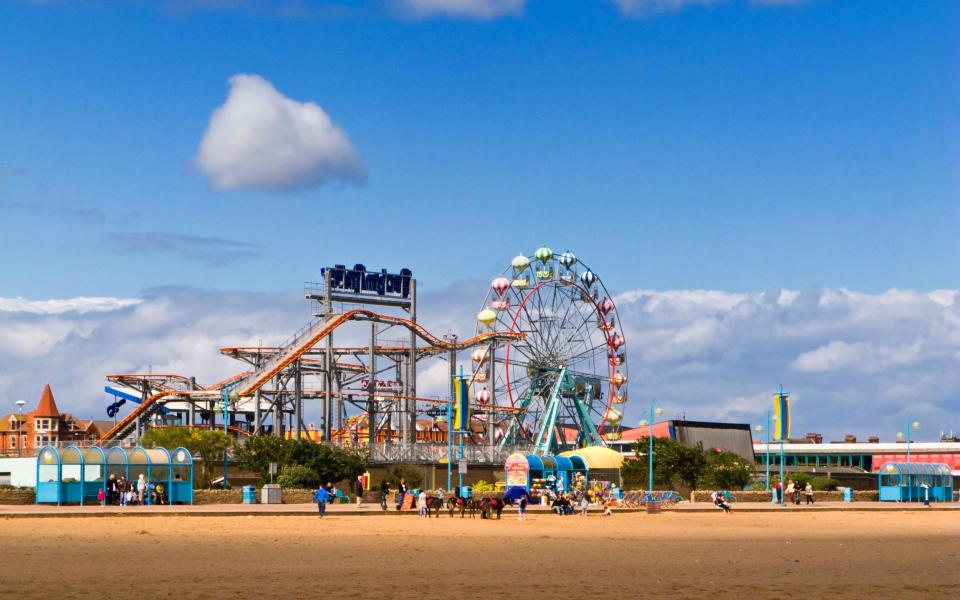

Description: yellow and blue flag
[773,392,790,441]
[453,376,471,432]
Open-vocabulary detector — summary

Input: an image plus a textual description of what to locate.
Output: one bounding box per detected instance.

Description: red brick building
[0,384,112,456]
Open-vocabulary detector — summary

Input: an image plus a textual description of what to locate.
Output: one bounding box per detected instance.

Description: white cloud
[393,0,523,19]
[612,0,725,17]
[1,285,957,442]
[0,296,141,315]
[792,340,923,374]
[195,74,364,191]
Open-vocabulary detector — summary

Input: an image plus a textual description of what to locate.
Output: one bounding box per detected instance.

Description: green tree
[140,426,231,488]
[235,435,368,486]
[625,437,708,490]
[703,449,754,491]
[234,435,297,482]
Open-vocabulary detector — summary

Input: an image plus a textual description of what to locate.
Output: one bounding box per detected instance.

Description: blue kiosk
[878,462,953,503]
[504,452,590,498]
[35,445,193,505]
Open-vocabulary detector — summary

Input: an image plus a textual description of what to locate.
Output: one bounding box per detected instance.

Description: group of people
[783,480,815,505]
[97,473,155,506]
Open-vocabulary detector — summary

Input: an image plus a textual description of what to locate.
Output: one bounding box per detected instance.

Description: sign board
[268,463,278,476]
[504,453,530,488]
[459,459,467,474]
[321,264,413,299]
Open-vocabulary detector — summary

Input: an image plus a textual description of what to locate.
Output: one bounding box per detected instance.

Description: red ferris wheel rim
[501,279,622,442]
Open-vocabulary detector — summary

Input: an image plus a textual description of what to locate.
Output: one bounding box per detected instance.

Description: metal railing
[368,443,525,465]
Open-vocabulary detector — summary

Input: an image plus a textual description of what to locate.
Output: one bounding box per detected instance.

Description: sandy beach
[2,510,957,599]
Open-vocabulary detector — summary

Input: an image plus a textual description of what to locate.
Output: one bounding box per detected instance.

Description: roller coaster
[100,248,630,461]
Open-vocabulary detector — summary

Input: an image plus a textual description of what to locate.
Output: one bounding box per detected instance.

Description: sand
[2,511,958,598]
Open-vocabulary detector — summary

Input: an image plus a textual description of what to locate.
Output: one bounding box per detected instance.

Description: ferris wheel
[473,246,628,455]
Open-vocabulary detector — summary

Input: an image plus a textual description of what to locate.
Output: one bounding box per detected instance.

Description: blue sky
[1,0,956,297]
[0,0,958,438]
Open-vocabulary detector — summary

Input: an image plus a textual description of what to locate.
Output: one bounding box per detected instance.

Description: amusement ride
[99,246,629,463]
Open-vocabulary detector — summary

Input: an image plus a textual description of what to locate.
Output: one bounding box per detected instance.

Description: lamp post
[638,399,664,502]
[896,419,921,464]
[755,408,771,491]
[15,400,26,457]
[222,387,238,489]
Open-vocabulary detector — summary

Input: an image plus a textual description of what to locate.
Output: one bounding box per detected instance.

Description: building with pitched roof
[0,385,111,456]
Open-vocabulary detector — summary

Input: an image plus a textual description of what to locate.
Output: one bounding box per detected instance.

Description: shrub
[810,476,838,491]
[472,480,496,493]
[789,472,813,489]
[386,464,423,489]
[276,464,321,489]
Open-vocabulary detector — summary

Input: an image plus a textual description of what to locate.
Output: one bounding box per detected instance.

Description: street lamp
[755,409,771,491]
[896,420,921,463]
[638,400,664,502]
[222,387,239,489]
[14,400,26,457]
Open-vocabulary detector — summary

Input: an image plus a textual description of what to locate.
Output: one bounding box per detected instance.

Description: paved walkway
[0,500,956,518]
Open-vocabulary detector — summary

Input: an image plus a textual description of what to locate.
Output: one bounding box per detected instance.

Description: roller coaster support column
[294,360,303,441]
[367,323,377,448]
[323,269,333,443]
[406,279,417,447]
[488,345,496,448]
[188,377,196,427]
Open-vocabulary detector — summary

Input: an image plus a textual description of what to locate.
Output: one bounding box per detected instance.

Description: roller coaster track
[100,309,523,443]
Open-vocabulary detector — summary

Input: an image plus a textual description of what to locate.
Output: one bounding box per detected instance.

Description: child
[518,496,527,522]
[97,488,106,507]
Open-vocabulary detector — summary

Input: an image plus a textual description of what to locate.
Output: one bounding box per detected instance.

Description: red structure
[0,385,111,456]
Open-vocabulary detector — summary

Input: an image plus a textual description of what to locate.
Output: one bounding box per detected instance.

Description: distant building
[606,420,756,463]
[0,385,112,455]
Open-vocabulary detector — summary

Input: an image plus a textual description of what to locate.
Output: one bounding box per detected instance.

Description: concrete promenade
[1,500,956,518]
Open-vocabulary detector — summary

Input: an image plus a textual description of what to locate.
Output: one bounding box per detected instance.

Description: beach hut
[560,445,623,487]
[878,462,953,503]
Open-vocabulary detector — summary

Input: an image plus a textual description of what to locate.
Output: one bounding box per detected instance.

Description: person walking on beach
[355,476,364,508]
[118,476,128,507]
[793,481,802,505]
[379,480,389,511]
[396,478,408,511]
[314,484,331,518]
[785,480,795,506]
[417,490,428,517]
[804,482,814,505]
[775,480,783,504]
[518,496,527,522]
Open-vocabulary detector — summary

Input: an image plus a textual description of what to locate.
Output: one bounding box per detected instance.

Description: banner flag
[774,393,791,441]
[454,376,471,432]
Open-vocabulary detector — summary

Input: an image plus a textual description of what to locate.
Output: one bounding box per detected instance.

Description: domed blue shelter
[877,462,953,503]
[35,445,193,506]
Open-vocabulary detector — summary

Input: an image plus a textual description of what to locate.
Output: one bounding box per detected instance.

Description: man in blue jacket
[314,485,331,518]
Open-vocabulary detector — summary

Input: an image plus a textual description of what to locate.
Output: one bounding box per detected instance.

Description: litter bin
[842,487,853,503]
[261,484,282,505]
[645,499,662,514]
[243,485,257,504]
[458,486,473,499]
